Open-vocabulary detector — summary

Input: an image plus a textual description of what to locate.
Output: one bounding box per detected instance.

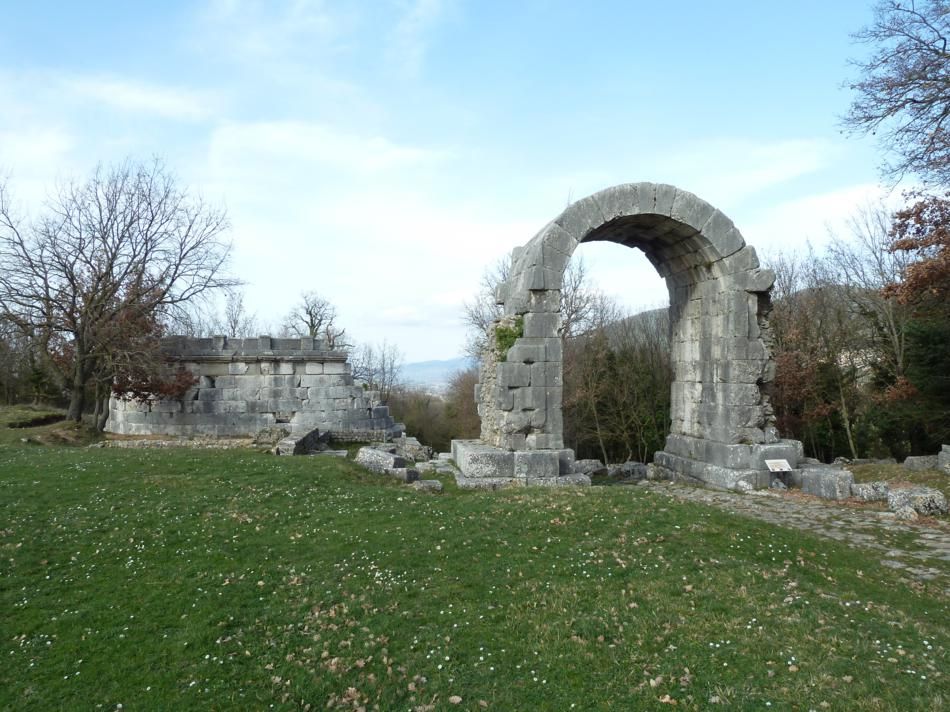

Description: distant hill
[402,356,475,393]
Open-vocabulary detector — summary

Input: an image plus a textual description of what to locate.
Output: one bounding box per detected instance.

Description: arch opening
[454,182,803,491]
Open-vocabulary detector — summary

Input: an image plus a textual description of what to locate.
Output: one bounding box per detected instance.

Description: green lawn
[1,436,947,710]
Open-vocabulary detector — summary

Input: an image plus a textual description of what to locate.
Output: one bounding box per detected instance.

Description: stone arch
[474,182,802,490]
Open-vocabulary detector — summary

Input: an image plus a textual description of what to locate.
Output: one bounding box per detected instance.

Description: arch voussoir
[455,181,803,492]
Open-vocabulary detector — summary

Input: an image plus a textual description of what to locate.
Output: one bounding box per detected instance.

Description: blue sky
[0,1,889,361]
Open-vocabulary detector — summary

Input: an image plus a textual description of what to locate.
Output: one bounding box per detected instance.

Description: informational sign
[765,459,792,472]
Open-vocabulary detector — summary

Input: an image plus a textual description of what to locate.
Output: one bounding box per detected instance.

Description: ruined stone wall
[106,336,403,439]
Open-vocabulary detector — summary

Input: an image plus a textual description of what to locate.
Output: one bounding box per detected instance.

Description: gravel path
[639,481,950,597]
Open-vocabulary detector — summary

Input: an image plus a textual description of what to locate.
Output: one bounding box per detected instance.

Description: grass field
[1,423,948,710]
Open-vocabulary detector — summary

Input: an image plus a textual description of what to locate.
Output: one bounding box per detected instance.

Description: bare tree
[282,290,347,348]
[844,1,950,183]
[462,254,604,359]
[826,203,914,380]
[350,340,404,402]
[208,288,258,337]
[0,160,234,423]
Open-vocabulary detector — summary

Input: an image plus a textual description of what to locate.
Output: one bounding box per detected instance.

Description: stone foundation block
[452,439,514,479]
[513,450,560,479]
[801,468,853,500]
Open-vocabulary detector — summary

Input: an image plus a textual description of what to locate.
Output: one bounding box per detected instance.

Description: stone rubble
[573,459,608,477]
[887,486,949,517]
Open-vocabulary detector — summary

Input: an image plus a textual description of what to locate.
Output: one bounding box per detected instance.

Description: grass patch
[1,434,947,709]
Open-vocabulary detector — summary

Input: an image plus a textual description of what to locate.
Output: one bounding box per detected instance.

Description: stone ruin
[105,335,404,441]
[453,182,805,491]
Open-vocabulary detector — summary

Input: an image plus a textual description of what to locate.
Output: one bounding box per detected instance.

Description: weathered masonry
[106,336,403,440]
[462,182,803,490]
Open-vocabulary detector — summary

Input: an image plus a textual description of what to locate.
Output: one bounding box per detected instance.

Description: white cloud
[0,127,76,209]
[208,120,445,177]
[739,183,896,256]
[68,76,217,121]
[642,137,839,209]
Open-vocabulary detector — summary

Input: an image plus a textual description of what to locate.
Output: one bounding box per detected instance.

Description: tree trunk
[67,345,91,422]
[67,367,86,421]
[96,396,110,432]
[838,379,859,460]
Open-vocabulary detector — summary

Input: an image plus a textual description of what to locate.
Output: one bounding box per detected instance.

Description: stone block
[200,362,231,377]
[501,409,531,432]
[711,246,760,277]
[513,386,545,411]
[704,441,753,469]
[903,455,938,471]
[497,363,531,388]
[530,362,547,387]
[213,375,238,389]
[260,387,296,399]
[593,183,639,222]
[525,433,562,449]
[940,445,950,475]
[750,441,800,470]
[150,400,182,414]
[528,408,546,428]
[355,446,407,473]
[506,342,545,364]
[574,459,607,476]
[557,448,575,475]
[555,194,605,240]
[229,361,249,375]
[523,312,560,338]
[493,386,514,410]
[452,439,515,479]
[323,361,348,375]
[670,188,716,231]
[212,400,248,414]
[305,362,324,375]
[541,242,570,274]
[653,183,677,216]
[540,221,580,257]
[513,450,560,479]
[801,468,854,500]
[851,481,889,502]
[527,290,560,313]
